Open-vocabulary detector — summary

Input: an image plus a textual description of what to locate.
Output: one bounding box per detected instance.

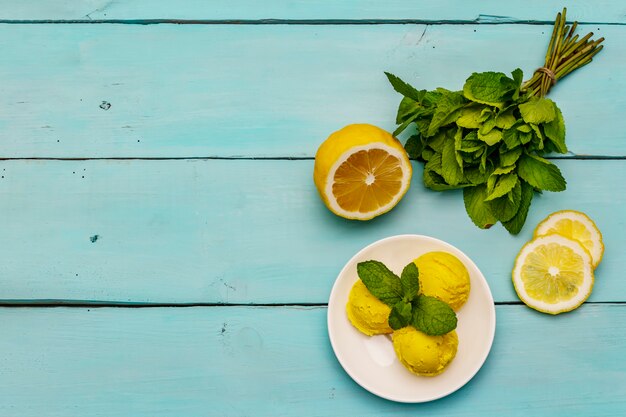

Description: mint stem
[521,8,604,98]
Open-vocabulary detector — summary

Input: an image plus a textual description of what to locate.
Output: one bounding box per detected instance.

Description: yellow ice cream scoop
[392,326,458,376]
[414,252,470,311]
[346,280,393,336]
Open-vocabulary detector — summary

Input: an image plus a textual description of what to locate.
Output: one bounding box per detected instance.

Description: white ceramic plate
[327,234,496,403]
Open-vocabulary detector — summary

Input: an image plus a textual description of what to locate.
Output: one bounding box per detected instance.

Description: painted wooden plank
[0,24,623,158]
[0,305,624,416]
[0,0,625,23]
[0,159,622,304]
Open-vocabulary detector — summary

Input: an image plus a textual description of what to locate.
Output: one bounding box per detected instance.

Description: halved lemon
[313,124,412,220]
[534,210,604,268]
[512,234,594,314]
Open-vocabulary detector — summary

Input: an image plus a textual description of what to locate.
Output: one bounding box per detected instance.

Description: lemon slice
[512,234,594,314]
[314,124,412,220]
[534,210,604,268]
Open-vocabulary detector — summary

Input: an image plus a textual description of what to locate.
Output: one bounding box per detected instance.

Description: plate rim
[327,234,496,403]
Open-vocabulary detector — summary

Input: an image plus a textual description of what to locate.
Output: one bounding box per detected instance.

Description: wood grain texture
[0,0,624,23]
[0,3,624,416]
[0,24,623,158]
[0,159,622,304]
[0,305,624,416]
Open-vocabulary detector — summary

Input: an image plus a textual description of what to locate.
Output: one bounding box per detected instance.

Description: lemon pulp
[333,148,403,213]
[521,242,584,304]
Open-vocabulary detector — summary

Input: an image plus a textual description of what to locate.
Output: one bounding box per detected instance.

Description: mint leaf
[517,154,566,192]
[357,261,403,306]
[519,131,533,145]
[385,72,424,102]
[464,166,491,185]
[480,148,489,173]
[428,131,447,153]
[463,185,497,228]
[459,144,484,154]
[389,300,412,330]
[424,169,470,191]
[478,117,497,135]
[412,295,457,336]
[495,109,517,129]
[502,180,534,234]
[456,105,483,129]
[479,107,494,123]
[486,170,497,191]
[468,138,486,154]
[396,96,422,124]
[393,112,420,137]
[511,68,523,85]
[442,138,464,186]
[459,131,482,151]
[500,147,522,167]
[528,130,545,151]
[472,147,486,162]
[404,135,424,160]
[519,97,557,124]
[493,165,516,175]
[478,128,503,146]
[511,68,524,101]
[399,262,420,302]
[543,104,567,154]
[530,123,544,141]
[454,126,463,149]
[454,128,465,168]
[422,90,444,107]
[424,151,443,176]
[485,180,522,222]
[502,128,521,150]
[415,118,431,137]
[427,92,466,137]
[463,71,514,108]
[485,173,519,201]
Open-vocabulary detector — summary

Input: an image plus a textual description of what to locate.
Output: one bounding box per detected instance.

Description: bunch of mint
[384,9,605,234]
[357,260,457,335]
[386,69,568,234]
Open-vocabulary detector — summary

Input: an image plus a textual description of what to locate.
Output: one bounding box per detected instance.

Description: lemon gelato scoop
[392,326,458,376]
[414,252,470,311]
[346,280,393,336]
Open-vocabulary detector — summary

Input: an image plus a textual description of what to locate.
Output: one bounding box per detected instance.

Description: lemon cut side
[512,234,594,315]
[314,124,412,220]
[534,210,604,268]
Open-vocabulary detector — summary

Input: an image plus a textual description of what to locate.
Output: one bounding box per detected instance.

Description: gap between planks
[0,156,624,161]
[0,301,624,308]
[1,19,625,26]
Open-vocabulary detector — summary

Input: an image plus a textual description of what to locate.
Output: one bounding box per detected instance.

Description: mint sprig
[357,260,457,335]
[386,8,603,234]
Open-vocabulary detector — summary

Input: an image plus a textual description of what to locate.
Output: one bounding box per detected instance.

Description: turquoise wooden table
[1,1,625,415]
